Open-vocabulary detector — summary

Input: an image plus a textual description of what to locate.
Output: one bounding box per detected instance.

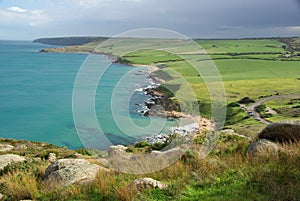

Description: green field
[114,40,300,103]
[112,38,300,126]
[42,37,300,124]
[196,39,285,53]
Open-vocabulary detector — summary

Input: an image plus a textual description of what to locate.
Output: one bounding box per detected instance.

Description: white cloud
[7,6,27,13]
[0,6,49,27]
[76,0,107,9]
[74,0,142,9]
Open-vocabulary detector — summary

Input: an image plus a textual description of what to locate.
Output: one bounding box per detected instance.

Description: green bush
[134,141,151,148]
[227,102,240,107]
[255,104,266,113]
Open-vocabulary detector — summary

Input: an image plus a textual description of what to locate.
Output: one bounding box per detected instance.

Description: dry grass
[0,138,299,200]
[1,172,39,200]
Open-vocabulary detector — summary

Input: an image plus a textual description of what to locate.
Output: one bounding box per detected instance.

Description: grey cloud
[1,0,300,39]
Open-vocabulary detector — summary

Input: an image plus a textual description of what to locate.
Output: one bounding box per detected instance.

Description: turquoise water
[0,41,173,149]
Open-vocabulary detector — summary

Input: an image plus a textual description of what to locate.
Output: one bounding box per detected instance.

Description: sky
[0,0,300,40]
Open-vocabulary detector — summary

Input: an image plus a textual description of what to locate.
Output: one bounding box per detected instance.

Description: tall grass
[1,172,39,200]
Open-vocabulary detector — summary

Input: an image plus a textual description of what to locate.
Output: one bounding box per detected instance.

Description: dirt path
[243,94,300,124]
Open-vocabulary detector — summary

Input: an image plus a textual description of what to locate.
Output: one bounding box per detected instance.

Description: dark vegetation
[238,97,255,104]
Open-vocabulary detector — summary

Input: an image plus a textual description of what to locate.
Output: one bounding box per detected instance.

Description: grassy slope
[1,137,299,201]
[21,38,299,201]
[117,39,300,124]
[104,38,299,143]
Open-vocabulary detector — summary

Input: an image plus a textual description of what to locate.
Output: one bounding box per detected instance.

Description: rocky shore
[130,64,216,145]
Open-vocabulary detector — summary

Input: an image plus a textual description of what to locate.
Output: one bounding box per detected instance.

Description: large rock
[247,139,278,157]
[132,178,168,191]
[44,159,107,186]
[258,121,300,143]
[0,154,26,170]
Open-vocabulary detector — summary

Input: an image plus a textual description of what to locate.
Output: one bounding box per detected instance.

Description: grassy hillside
[37,37,300,130]
[0,135,299,200]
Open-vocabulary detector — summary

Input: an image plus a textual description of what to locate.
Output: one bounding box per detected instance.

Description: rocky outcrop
[0,154,26,170]
[247,139,278,157]
[132,178,168,191]
[44,159,108,186]
[258,120,300,143]
[0,144,14,152]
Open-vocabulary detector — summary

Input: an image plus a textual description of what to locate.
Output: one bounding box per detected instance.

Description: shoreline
[39,46,215,145]
[132,64,214,144]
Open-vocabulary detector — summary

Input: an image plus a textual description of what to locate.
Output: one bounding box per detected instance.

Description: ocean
[0,40,175,149]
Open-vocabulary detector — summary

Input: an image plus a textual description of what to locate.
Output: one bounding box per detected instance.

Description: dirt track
[243,94,300,124]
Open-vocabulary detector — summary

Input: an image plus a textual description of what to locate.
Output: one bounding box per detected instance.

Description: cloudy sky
[0,0,300,40]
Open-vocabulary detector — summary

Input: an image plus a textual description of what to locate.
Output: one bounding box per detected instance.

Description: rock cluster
[248,121,300,157]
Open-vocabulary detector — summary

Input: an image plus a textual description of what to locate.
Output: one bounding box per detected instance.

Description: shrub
[238,97,255,104]
[134,141,151,148]
[76,148,103,156]
[227,102,240,107]
[255,104,266,113]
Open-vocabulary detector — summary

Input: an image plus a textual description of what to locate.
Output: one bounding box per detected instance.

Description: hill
[33,36,108,46]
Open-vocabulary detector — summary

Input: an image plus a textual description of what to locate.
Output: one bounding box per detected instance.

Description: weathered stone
[0,144,14,152]
[132,178,168,191]
[73,153,84,158]
[108,145,127,157]
[44,159,107,186]
[220,129,235,135]
[0,154,26,170]
[247,139,278,157]
[258,121,300,143]
[48,153,56,163]
[15,144,27,150]
[150,147,182,158]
